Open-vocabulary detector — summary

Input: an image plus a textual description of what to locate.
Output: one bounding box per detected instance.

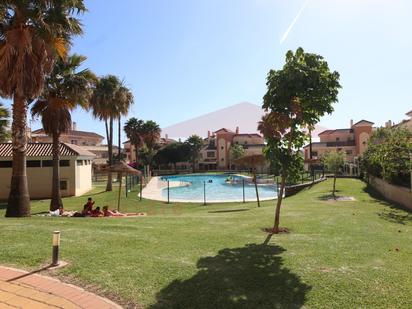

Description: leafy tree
[90,75,133,191]
[31,54,95,211]
[258,47,341,233]
[322,151,345,198]
[155,142,191,172]
[362,127,411,186]
[186,135,204,172]
[0,0,86,217]
[0,102,10,142]
[229,144,245,170]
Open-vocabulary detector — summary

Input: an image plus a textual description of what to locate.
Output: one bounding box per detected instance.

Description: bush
[362,127,411,187]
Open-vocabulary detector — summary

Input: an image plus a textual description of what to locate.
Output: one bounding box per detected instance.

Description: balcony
[323,140,356,147]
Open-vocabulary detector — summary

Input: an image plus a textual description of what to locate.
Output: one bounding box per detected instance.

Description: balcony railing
[324,140,356,147]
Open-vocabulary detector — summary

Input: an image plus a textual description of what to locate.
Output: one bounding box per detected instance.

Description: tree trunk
[118,116,121,161]
[6,95,30,217]
[309,128,313,176]
[273,171,287,233]
[332,174,337,198]
[272,122,294,233]
[50,133,63,211]
[253,171,260,207]
[106,117,113,191]
[192,154,196,173]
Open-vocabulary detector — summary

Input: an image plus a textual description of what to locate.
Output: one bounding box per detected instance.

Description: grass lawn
[0,178,411,308]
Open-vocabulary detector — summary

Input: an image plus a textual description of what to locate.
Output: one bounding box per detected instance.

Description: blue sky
[6,0,412,139]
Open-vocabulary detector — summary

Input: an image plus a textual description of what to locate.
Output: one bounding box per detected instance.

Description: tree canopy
[259,47,341,233]
[362,127,411,187]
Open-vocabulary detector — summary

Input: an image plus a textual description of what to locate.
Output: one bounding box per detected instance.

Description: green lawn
[0,179,411,308]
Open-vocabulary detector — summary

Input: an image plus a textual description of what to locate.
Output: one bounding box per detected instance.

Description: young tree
[31,54,95,211]
[235,154,266,207]
[258,47,341,233]
[0,102,10,142]
[0,0,86,217]
[186,135,204,172]
[229,144,245,170]
[322,151,345,198]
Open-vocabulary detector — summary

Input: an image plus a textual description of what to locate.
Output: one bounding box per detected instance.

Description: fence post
[203,181,206,206]
[167,180,170,204]
[125,175,128,198]
[242,179,245,203]
[140,176,143,201]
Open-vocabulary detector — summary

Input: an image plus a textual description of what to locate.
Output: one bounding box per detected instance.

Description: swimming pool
[159,174,277,202]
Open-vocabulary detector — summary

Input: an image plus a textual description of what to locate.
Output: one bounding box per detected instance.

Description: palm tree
[0,0,86,217]
[0,102,10,142]
[124,117,145,164]
[115,84,133,162]
[90,75,125,191]
[31,54,95,211]
[186,135,204,172]
[140,120,161,176]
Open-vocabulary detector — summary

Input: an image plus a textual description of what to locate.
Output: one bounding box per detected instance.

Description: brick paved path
[0,266,122,308]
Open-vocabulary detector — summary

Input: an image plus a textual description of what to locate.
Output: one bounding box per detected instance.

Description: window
[42,160,53,167]
[60,160,70,167]
[77,160,84,166]
[207,151,215,158]
[71,140,77,145]
[221,146,224,150]
[336,137,340,141]
[311,151,318,157]
[346,150,353,155]
[60,180,68,191]
[221,158,224,161]
[0,161,12,168]
[27,160,41,167]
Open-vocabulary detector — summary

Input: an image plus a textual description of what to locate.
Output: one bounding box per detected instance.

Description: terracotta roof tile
[32,129,104,139]
[0,143,95,158]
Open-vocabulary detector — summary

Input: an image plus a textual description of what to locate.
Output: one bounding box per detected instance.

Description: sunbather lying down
[102,206,146,217]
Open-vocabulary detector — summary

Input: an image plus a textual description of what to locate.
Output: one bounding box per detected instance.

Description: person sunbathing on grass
[102,206,145,217]
[90,206,104,217]
[81,204,91,217]
[102,206,126,217]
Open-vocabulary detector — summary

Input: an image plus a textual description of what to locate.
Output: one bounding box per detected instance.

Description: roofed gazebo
[104,161,141,211]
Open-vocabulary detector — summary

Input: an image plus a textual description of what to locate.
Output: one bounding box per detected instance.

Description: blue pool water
[160,174,277,202]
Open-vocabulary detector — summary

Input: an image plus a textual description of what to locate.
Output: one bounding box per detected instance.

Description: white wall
[0,156,92,200]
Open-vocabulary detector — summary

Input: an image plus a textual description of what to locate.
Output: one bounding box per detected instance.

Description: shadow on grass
[317,190,343,201]
[208,209,250,214]
[363,184,412,225]
[151,244,311,309]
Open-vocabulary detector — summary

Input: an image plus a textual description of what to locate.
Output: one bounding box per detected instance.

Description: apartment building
[303,120,374,171]
[199,127,265,170]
